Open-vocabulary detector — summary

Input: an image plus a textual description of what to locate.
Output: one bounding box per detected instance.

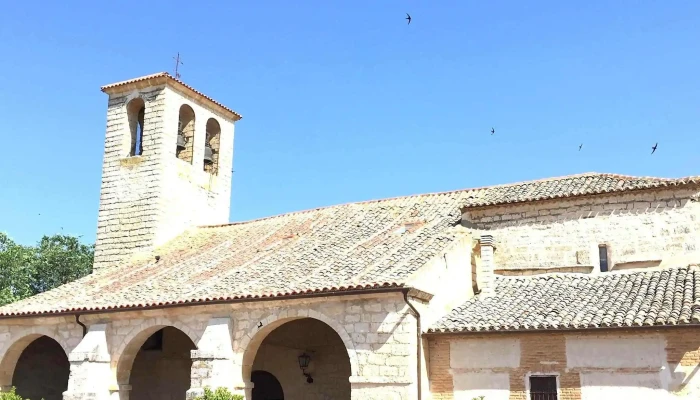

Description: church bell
[203,144,214,164]
[176,133,187,151]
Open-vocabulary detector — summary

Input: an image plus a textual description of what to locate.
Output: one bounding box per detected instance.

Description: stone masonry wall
[463,187,700,273]
[94,86,167,270]
[93,84,236,270]
[428,327,700,400]
[0,293,418,400]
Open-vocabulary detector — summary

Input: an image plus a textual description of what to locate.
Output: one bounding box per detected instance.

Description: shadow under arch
[239,313,359,386]
[0,330,70,388]
[115,322,199,387]
[251,370,284,400]
[0,334,69,400]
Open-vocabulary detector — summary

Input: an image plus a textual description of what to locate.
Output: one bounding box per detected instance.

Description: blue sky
[1,1,699,245]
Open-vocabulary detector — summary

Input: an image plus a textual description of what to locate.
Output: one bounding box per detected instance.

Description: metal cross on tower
[173,52,184,79]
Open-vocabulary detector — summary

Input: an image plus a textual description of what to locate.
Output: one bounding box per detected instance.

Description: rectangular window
[530,376,558,400]
[599,245,609,272]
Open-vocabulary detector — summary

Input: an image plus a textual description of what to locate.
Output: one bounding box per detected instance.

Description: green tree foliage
[194,387,243,400]
[0,233,94,306]
[0,387,29,400]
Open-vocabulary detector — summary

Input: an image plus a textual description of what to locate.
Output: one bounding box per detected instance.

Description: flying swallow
[651,143,658,154]
[491,127,495,135]
[406,13,412,25]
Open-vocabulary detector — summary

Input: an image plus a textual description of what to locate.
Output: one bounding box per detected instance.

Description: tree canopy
[0,233,94,306]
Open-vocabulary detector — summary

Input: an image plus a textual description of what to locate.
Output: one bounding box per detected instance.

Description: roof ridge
[495,265,692,283]
[200,172,700,229]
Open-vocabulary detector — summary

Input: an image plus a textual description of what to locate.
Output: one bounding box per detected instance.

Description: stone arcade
[1,73,700,400]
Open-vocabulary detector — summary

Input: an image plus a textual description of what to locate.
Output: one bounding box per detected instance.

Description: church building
[1,73,699,400]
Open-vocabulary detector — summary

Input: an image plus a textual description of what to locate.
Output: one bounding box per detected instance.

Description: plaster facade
[428,328,700,399]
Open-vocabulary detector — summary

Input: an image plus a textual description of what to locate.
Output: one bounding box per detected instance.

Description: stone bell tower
[93,73,241,270]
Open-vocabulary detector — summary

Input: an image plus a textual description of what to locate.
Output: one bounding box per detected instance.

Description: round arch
[251,370,284,400]
[125,97,146,156]
[114,319,201,386]
[0,329,69,388]
[176,104,196,163]
[238,311,359,381]
[0,333,70,400]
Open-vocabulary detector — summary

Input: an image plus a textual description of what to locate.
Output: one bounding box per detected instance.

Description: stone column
[110,384,131,400]
[478,234,495,296]
[187,318,237,399]
[63,324,111,400]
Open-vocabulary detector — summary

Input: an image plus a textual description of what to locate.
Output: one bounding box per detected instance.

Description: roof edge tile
[100,72,242,121]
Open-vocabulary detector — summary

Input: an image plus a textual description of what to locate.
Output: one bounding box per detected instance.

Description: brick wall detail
[428,328,700,399]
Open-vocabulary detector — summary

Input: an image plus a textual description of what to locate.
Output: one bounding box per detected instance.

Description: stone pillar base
[63,392,104,400]
[349,376,413,400]
[185,388,204,400]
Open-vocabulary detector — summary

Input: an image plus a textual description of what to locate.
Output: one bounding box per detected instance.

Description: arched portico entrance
[117,326,197,400]
[244,318,351,400]
[251,370,284,400]
[1,335,70,400]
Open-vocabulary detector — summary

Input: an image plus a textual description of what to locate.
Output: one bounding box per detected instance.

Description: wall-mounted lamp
[298,353,313,383]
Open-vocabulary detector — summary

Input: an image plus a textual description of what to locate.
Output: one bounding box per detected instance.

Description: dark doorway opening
[12,336,70,400]
[252,370,284,400]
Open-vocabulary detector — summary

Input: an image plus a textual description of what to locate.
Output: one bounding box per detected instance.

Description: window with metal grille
[529,375,558,400]
[599,245,609,272]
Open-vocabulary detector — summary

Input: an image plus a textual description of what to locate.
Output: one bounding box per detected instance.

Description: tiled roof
[101,72,242,121]
[459,172,699,208]
[0,172,697,317]
[428,266,700,333]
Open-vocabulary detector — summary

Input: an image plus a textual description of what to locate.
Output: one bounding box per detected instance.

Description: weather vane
[173,52,184,79]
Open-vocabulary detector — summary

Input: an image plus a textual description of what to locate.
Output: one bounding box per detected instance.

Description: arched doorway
[247,318,351,400]
[252,370,284,400]
[11,336,70,400]
[125,326,197,400]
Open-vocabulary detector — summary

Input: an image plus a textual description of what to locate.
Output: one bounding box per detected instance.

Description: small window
[529,375,558,400]
[599,245,609,272]
[141,328,164,351]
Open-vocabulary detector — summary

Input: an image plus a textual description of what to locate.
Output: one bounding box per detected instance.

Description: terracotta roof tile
[459,172,699,207]
[428,265,700,333]
[0,172,697,317]
[101,72,242,121]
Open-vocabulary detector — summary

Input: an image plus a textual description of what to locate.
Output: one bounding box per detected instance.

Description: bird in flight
[490,127,495,135]
[579,143,583,151]
[406,13,411,25]
[651,143,658,154]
